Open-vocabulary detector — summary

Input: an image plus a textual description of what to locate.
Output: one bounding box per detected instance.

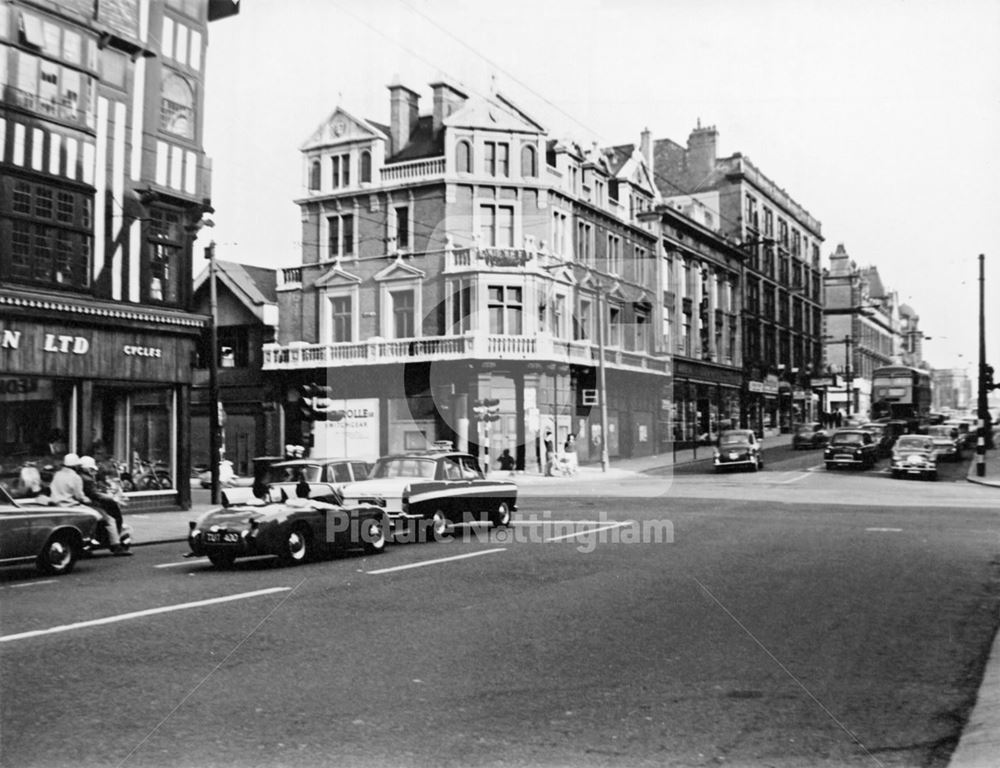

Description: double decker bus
[870,365,933,425]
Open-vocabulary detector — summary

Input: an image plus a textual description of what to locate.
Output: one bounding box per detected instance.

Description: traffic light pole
[977,253,990,475]
[206,242,221,504]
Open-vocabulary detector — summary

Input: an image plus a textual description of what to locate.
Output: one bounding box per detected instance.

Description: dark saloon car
[890,435,937,480]
[791,423,828,450]
[338,450,517,541]
[189,491,389,568]
[823,429,877,470]
[0,486,101,575]
[713,430,764,472]
[860,423,895,458]
[925,425,961,462]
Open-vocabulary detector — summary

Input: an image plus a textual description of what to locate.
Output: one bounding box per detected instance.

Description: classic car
[925,425,962,461]
[713,430,764,471]
[217,457,372,506]
[0,486,102,575]
[890,435,938,480]
[823,429,878,469]
[791,423,828,450]
[338,449,517,541]
[188,488,389,568]
[859,423,895,458]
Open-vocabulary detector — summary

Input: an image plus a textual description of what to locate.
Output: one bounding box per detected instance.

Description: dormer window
[456,140,472,173]
[360,150,372,183]
[521,144,537,178]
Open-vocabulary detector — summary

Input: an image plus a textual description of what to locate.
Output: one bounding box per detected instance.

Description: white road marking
[866,527,903,532]
[365,548,506,575]
[9,580,57,589]
[779,472,812,484]
[545,522,631,542]
[0,587,291,643]
[128,514,151,519]
[511,519,615,526]
[154,555,276,568]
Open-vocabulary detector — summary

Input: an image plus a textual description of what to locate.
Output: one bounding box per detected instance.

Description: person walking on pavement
[497,449,515,472]
[563,434,578,474]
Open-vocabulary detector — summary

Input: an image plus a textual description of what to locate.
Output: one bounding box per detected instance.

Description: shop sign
[311,398,379,461]
[748,381,764,393]
[762,381,779,395]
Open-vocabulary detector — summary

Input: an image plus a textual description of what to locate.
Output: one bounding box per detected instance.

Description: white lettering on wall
[43,334,90,354]
[1,330,21,349]
[123,345,162,358]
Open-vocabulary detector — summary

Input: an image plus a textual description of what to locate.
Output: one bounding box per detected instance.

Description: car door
[0,498,37,561]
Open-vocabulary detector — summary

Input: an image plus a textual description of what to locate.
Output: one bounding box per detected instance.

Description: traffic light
[298,383,345,421]
[984,364,997,392]
[473,398,501,422]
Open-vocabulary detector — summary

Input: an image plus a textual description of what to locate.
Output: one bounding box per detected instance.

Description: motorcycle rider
[51,453,130,556]
[80,455,129,547]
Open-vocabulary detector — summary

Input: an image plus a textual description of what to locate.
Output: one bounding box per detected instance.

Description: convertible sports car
[188,489,389,568]
[0,486,101,575]
[338,449,517,541]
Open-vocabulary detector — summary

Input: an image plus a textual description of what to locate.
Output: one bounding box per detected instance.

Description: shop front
[0,304,203,509]
[673,360,742,447]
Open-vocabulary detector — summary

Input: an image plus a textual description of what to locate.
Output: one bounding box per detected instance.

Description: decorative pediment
[373,258,426,282]
[300,107,388,151]
[444,92,544,134]
[545,264,578,286]
[314,264,362,288]
[605,282,629,302]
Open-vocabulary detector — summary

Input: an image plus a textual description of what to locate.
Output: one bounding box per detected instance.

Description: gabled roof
[300,106,389,152]
[373,258,426,282]
[444,91,545,135]
[314,264,362,288]
[860,266,887,298]
[193,260,278,322]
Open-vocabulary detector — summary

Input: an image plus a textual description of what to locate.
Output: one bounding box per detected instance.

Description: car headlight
[713,449,720,458]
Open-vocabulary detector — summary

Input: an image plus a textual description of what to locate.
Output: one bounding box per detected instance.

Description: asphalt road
[1,449,997,768]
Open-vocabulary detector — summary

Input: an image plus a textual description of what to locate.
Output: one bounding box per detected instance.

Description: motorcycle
[84,468,133,554]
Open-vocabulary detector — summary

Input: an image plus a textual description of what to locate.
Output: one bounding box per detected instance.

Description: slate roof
[194,260,277,320]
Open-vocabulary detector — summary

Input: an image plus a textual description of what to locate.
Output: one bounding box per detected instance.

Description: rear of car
[792,423,827,450]
[823,430,876,469]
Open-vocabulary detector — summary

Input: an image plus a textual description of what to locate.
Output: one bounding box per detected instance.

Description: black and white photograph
[2,0,1000,766]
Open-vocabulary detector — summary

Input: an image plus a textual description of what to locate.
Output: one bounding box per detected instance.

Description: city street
[1,447,997,767]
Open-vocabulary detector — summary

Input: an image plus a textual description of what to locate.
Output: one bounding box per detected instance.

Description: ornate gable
[314,264,362,289]
[373,258,426,282]
[300,107,388,152]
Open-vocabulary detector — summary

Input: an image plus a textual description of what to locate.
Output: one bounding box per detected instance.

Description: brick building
[262,79,670,470]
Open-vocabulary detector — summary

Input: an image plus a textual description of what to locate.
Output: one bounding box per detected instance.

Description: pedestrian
[563,434,578,474]
[835,410,843,427]
[497,449,515,472]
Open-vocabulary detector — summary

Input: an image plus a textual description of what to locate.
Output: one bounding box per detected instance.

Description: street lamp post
[596,282,610,472]
[205,240,221,504]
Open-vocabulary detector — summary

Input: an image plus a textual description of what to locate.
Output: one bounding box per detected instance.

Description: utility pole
[596,284,610,472]
[206,241,221,503]
[844,335,853,417]
[976,253,994,475]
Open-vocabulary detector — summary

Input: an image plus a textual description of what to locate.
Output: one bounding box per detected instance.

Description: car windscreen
[795,426,815,435]
[830,433,864,445]
[719,434,749,445]
[264,464,321,483]
[369,458,437,479]
[896,437,930,450]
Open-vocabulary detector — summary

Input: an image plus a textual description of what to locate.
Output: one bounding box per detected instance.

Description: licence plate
[206,531,240,544]
[728,452,739,460]
[836,455,853,460]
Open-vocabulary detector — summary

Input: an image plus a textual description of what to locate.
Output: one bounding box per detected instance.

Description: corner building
[0,0,236,508]
[265,80,670,470]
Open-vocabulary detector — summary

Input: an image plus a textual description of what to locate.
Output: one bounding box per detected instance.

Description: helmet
[62,453,81,468]
[79,455,98,472]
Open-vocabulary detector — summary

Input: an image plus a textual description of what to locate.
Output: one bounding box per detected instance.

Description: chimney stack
[639,127,652,168]
[686,120,718,179]
[388,77,420,157]
[430,78,467,134]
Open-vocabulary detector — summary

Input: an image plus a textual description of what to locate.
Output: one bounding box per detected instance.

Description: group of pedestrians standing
[820,410,845,429]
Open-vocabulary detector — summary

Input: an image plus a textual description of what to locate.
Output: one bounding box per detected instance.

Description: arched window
[521,144,537,178]
[456,140,472,173]
[360,150,372,183]
[160,73,194,139]
[309,160,321,190]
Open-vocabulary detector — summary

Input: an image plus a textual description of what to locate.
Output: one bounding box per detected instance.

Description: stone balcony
[262,332,670,374]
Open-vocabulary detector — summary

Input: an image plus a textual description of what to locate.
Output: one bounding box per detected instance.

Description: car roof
[270,458,357,467]
[376,451,473,461]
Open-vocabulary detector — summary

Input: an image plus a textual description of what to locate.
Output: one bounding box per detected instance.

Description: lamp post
[595,280,610,472]
[823,334,854,417]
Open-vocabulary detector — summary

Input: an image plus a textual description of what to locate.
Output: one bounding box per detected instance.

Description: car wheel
[280,524,312,565]
[928,471,938,481]
[37,532,78,576]
[208,551,236,569]
[362,516,387,555]
[825,462,835,470]
[428,510,449,542]
[490,501,512,528]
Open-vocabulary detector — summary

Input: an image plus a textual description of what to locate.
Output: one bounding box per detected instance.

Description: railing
[380,156,446,183]
[279,267,302,285]
[262,333,669,373]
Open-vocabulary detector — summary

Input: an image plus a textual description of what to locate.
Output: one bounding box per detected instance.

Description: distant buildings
[932,369,972,413]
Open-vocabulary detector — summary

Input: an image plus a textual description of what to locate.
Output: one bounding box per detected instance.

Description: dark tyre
[490,501,512,528]
[208,551,237,569]
[37,532,78,576]
[825,462,835,470]
[280,524,312,565]
[428,510,449,542]
[361,516,387,555]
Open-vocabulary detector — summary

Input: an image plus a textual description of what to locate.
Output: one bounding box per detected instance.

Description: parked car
[219,457,372,506]
[713,430,764,471]
[823,429,878,470]
[188,490,389,568]
[338,449,517,541]
[0,486,101,575]
[791,423,828,450]
[925,425,962,461]
[890,435,938,480]
[943,420,976,450]
[859,423,895,458]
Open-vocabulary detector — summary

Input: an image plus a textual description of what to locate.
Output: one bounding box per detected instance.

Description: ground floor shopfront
[0,295,203,509]
[268,359,669,473]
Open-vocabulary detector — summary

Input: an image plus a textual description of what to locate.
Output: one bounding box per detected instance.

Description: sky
[196,0,1000,374]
